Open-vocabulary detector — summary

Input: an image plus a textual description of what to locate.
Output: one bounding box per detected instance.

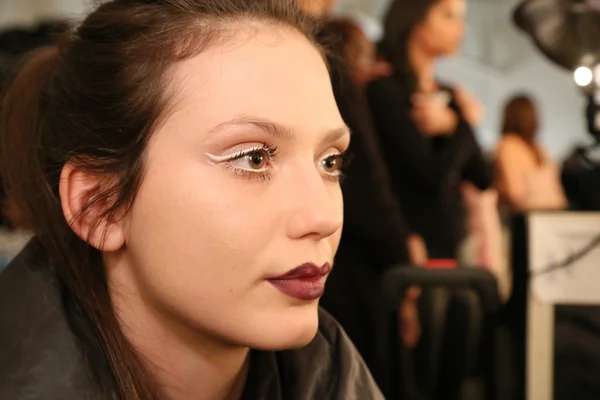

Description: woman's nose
[284,171,343,242]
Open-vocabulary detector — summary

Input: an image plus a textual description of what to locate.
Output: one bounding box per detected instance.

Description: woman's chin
[244,305,321,351]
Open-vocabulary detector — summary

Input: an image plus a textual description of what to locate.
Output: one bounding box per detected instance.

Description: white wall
[0,0,89,28]
[437,0,590,158]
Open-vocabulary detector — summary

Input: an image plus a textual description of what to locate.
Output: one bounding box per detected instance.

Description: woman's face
[298,0,338,16]
[413,0,466,57]
[112,26,348,350]
[345,27,377,87]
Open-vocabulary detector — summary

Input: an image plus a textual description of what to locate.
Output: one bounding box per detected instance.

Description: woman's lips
[267,262,331,301]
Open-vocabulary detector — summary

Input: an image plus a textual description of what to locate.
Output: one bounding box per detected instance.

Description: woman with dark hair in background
[495,94,567,400]
[297,2,425,397]
[324,18,392,90]
[0,1,383,398]
[0,22,69,266]
[370,0,491,260]
[367,0,493,398]
[0,22,68,231]
[496,94,566,212]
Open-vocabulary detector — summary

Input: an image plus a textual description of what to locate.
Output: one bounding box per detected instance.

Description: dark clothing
[332,67,411,268]
[321,34,411,270]
[0,241,383,400]
[317,29,414,398]
[554,305,600,400]
[366,74,492,258]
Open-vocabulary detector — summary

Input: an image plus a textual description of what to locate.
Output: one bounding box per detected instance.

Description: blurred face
[114,25,348,351]
[298,0,338,17]
[413,0,466,56]
[345,27,376,87]
[344,26,393,88]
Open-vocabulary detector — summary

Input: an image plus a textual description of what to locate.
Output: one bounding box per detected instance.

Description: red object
[425,259,457,269]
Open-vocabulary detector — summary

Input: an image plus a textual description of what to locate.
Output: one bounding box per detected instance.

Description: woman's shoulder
[0,241,102,399]
[497,133,532,155]
[367,73,411,111]
[499,132,528,145]
[368,73,405,96]
[279,308,384,399]
[245,308,383,400]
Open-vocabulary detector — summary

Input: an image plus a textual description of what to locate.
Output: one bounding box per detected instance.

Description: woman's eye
[225,146,276,172]
[207,144,276,181]
[238,150,268,170]
[319,153,344,175]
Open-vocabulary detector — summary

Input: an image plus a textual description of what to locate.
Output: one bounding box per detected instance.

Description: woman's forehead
[165,27,343,138]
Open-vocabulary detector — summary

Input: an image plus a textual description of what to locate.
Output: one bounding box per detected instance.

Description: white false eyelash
[321,152,341,160]
[206,152,270,173]
[206,146,266,164]
[318,153,344,177]
[206,152,233,164]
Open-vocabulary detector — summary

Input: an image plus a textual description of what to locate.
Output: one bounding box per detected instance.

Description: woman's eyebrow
[206,116,293,139]
[322,125,351,144]
[206,116,350,143]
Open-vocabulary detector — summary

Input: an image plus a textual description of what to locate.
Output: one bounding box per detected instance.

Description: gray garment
[0,241,384,400]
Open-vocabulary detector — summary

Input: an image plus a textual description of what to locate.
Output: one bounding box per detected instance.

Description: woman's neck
[407,39,436,92]
[108,257,250,400]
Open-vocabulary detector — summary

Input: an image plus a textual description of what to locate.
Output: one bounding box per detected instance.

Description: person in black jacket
[367,1,493,398]
[0,1,383,399]
[369,0,492,259]
[297,2,424,397]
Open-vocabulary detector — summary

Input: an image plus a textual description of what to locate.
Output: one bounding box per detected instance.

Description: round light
[594,65,600,86]
[575,66,593,86]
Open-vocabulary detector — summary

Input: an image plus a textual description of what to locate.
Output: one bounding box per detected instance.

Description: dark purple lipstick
[267,262,331,301]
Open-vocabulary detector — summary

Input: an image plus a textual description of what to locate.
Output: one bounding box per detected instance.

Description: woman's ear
[59,162,125,252]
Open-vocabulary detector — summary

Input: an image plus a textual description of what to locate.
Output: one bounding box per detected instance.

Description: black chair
[502,214,530,400]
[383,266,501,400]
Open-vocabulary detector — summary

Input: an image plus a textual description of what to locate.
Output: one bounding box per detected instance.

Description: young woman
[0,1,383,399]
[496,94,567,212]
[314,10,424,398]
[369,0,491,259]
[367,1,492,397]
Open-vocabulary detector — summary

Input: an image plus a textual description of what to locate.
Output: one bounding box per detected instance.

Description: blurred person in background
[369,0,494,397]
[496,94,567,213]
[299,1,425,397]
[370,0,492,260]
[460,182,510,301]
[296,0,337,17]
[324,18,392,90]
[0,23,66,268]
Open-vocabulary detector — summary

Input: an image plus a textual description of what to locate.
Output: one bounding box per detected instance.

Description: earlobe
[59,163,125,252]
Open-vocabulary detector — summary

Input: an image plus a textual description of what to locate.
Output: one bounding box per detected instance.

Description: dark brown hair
[324,18,362,55]
[0,1,318,398]
[501,94,544,165]
[380,0,440,91]
[322,18,366,81]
